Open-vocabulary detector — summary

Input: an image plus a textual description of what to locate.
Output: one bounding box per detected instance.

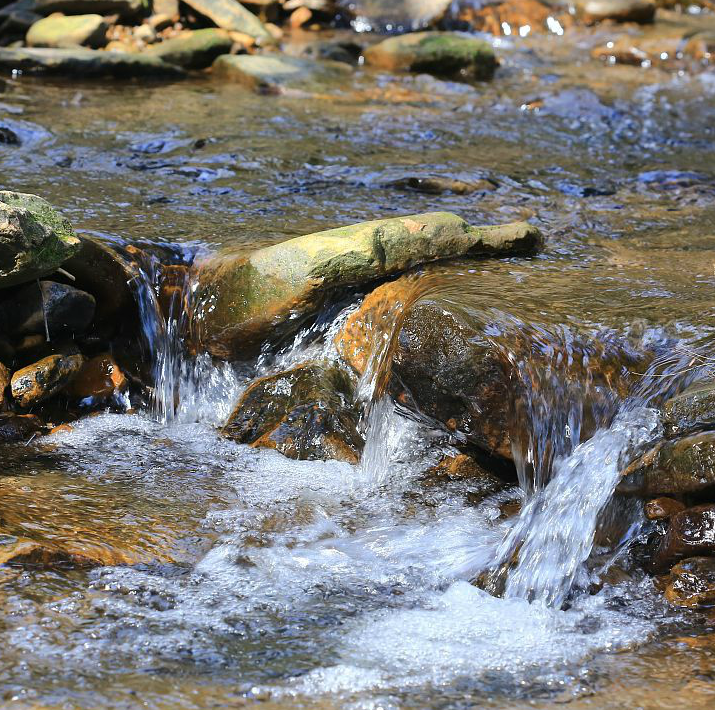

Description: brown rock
[459,0,574,36]
[10,353,84,407]
[653,504,715,572]
[290,5,311,27]
[665,557,715,608]
[0,361,10,409]
[65,354,127,402]
[0,413,43,441]
[645,497,685,520]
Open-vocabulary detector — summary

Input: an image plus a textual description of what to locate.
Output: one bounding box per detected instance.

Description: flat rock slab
[212,53,352,93]
[146,28,233,69]
[26,13,107,48]
[0,47,185,78]
[182,0,271,40]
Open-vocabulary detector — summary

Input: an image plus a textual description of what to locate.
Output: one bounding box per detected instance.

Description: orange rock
[645,497,686,520]
[66,354,128,401]
[290,6,312,28]
[10,353,85,408]
[459,0,574,36]
[49,423,74,435]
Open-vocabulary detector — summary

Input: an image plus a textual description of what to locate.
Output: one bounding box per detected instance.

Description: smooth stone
[0,280,96,338]
[145,28,233,69]
[338,0,452,26]
[212,53,351,93]
[191,213,543,359]
[65,353,127,403]
[663,381,715,437]
[10,353,84,407]
[0,361,10,409]
[26,13,107,48]
[0,191,80,289]
[645,497,685,520]
[181,0,271,40]
[363,31,497,81]
[34,0,141,15]
[0,412,43,441]
[619,432,715,496]
[578,0,655,24]
[0,47,185,78]
[665,557,715,608]
[653,504,715,572]
[222,361,363,463]
[151,0,179,18]
[684,31,715,61]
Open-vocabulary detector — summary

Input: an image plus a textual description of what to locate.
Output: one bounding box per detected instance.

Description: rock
[151,0,179,18]
[684,31,715,62]
[423,452,509,502]
[619,432,715,496]
[0,280,96,339]
[665,557,715,608]
[0,361,10,409]
[388,176,498,195]
[458,0,574,36]
[26,13,108,49]
[645,497,685,520]
[181,0,271,41]
[0,412,43,441]
[191,213,542,359]
[0,126,20,145]
[212,53,351,93]
[363,32,497,81]
[65,354,127,403]
[339,0,452,27]
[34,0,141,15]
[222,362,362,463]
[0,191,80,289]
[663,381,715,437]
[299,38,362,65]
[10,353,84,408]
[578,0,656,24]
[653,505,715,572]
[146,28,233,69]
[0,47,185,79]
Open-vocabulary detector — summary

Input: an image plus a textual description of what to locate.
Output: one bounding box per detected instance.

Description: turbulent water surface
[2,22,715,710]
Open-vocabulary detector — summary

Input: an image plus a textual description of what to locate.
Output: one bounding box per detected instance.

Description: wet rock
[222,362,363,463]
[653,504,715,571]
[339,0,452,27]
[0,280,96,339]
[212,53,351,93]
[591,36,679,66]
[26,13,108,49]
[0,361,10,409]
[0,412,43,441]
[152,0,179,18]
[0,0,41,38]
[0,47,185,79]
[0,191,80,289]
[0,126,20,145]
[388,176,498,195]
[578,0,656,23]
[619,432,715,496]
[363,32,497,81]
[65,354,127,403]
[665,557,715,608]
[10,353,84,408]
[662,381,715,437]
[645,497,685,520]
[146,28,233,69]
[300,38,363,65]
[424,452,508,501]
[191,213,542,359]
[458,0,573,36]
[181,0,271,41]
[684,31,715,62]
[34,0,141,15]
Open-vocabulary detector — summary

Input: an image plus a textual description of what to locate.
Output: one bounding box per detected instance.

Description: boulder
[644,497,685,520]
[65,354,127,403]
[212,53,351,93]
[665,557,715,609]
[146,28,233,69]
[619,432,715,496]
[0,361,10,409]
[181,0,271,41]
[34,0,141,15]
[10,353,84,407]
[0,412,43,441]
[653,504,715,572]
[662,381,715,437]
[26,13,108,48]
[0,191,80,289]
[190,213,542,359]
[0,47,185,79]
[363,32,497,81]
[222,362,362,463]
[0,280,96,339]
[577,0,656,23]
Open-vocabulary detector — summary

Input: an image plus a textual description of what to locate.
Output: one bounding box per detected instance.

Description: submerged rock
[665,557,715,609]
[222,362,362,463]
[0,47,185,79]
[619,432,715,496]
[146,28,233,69]
[578,0,656,23]
[662,381,715,437]
[0,412,43,441]
[0,191,80,289]
[0,280,96,339]
[65,354,127,403]
[26,13,108,48]
[653,504,715,571]
[363,32,497,81]
[191,213,542,359]
[388,176,498,195]
[10,353,84,408]
[212,53,351,93]
[181,0,271,41]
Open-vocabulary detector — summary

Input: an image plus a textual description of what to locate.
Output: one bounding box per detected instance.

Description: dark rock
[10,353,84,407]
[146,28,233,70]
[388,176,498,195]
[222,361,363,463]
[645,497,685,520]
[12,334,80,368]
[0,280,95,339]
[619,432,715,496]
[665,557,715,608]
[0,126,20,145]
[653,504,715,572]
[65,354,128,403]
[300,39,363,65]
[0,412,43,441]
[0,360,10,409]
[663,381,715,437]
[423,452,508,502]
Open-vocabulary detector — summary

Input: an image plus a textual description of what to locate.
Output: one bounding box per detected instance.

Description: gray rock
[146,28,233,69]
[26,13,108,49]
[181,0,271,40]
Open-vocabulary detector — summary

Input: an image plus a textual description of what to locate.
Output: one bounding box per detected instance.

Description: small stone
[146,28,233,69]
[148,13,176,31]
[26,13,108,49]
[0,361,10,409]
[578,0,655,24]
[290,6,312,27]
[645,497,685,520]
[653,505,715,572]
[0,126,21,145]
[665,557,715,609]
[388,176,498,195]
[65,354,127,403]
[0,412,43,441]
[49,422,73,434]
[133,23,156,44]
[151,0,179,19]
[10,353,84,408]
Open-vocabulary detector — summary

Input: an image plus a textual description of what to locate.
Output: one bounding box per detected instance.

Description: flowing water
[2,19,715,710]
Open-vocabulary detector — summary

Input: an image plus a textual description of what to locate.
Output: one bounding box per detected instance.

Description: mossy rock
[146,28,233,70]
[363,31,497,81]
[663,381,715,437]
[0,191,80,289]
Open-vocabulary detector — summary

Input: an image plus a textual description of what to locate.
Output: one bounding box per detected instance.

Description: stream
[2,21,715,710]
